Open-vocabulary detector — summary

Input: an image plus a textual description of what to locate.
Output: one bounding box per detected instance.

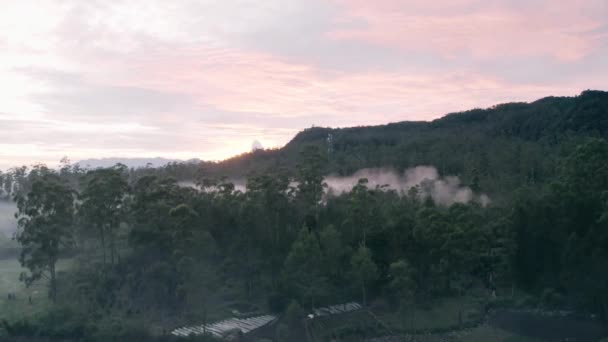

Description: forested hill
[202,90,608,197]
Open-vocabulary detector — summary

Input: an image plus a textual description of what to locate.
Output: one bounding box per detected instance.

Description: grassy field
[375,296,484,332]
[304,296,486,341]
[0,257,72,321]
[452,324,540,342]
[307,295,558,341]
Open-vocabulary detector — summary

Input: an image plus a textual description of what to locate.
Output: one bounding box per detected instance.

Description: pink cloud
[330,0,608,62]
[95,44,600,127]
[2,0,606,167]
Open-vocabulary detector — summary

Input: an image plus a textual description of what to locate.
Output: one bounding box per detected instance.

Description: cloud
[0,0,606,169]
[19,67,196,122]
[330,0,608,62]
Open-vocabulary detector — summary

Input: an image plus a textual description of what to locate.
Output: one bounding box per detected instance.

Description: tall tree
[284,226,328,309]
[15,170,75,302]
[346,178,379,246]
[296,145,327,227]
[389,259,417,322]
[350,245,378,306]
[554,139,608,319]
[245,172,293,287]
[79,164,129,266]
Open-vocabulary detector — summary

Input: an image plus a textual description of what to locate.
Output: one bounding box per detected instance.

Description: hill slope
[199,90,607,197]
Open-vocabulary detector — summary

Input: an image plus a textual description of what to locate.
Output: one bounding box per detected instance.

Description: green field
[374,296,484,332]
[0,257,72,321]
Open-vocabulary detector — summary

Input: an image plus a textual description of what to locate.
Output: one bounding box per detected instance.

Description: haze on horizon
[1,0,607,170]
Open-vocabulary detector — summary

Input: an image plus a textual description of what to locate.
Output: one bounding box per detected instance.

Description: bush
[540,288,565,308]
[90,316,150,341]
[369,298,390,312]
[486,295,515,310]
[1,319,39,337]
[1,305,90,339]
[275,323,289,342]
[514,294,538,308]
[267,291,288,313]
[285,300,305,330]
[503,336,544,342]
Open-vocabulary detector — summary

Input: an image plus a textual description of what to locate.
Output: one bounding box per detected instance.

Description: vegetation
[0,91,607,340]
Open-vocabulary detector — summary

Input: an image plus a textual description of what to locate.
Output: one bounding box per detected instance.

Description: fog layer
[0,200,17,237]
[325,166,490,206]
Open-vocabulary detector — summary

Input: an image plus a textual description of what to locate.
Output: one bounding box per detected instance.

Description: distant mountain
[76,157,202,169]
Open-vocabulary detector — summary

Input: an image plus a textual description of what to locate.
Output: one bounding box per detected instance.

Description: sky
[0,0,607,169]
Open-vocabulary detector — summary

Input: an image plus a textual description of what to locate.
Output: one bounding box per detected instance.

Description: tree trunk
[109,225,116,265]
[99,224,106,266]
[445,275,451,293]
[50,263,57,303]
[362,281,367,307]
[203,306,208,336]
[600,296,607,324]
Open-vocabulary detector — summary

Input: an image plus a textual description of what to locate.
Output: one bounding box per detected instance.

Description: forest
[0,90,607,341]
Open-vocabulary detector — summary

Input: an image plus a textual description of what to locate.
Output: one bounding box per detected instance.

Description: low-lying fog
[326,166,490,206]
[0,201,17,238]
[179,166,489,206]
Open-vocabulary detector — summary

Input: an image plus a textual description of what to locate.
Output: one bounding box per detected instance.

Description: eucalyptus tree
[389,259,416,318]
[295,145,327,228]
[15,168,76,302]
[284,226,328,309]
[79,164,129,266]
[245,172,293,288]
[350,245,378,307]
[128,175,212,308]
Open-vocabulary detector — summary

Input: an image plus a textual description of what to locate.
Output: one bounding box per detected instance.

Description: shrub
[285,300,305,329]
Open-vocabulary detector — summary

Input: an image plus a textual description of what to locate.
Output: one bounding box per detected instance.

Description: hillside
[201,90,608,198]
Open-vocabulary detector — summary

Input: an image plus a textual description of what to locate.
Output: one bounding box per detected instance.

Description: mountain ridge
[76,157,202,169]
[76,90,607,176]
[194,90,608,200]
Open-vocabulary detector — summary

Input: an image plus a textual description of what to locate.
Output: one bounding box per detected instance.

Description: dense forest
[0,90,607,341]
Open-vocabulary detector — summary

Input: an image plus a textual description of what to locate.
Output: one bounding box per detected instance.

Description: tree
[412,206,447,291]
[556,139,608,235]
[79,164,129,266]
[296,145,327,225]
[347,178,375,246]
[482,216,516,296]
[245,172,293,287]
[389,259,416,326]
[15,170,75,302]
[284,227,328,309]
[554,139,608,320]
[319,225,348,281]
[350,245,378,306]
[127,175,212,309]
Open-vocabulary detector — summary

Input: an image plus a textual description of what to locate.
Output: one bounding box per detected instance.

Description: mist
[176,166,490,206]
[178,180,247,193]
[325,166,490,206]
[0,200,17,238]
